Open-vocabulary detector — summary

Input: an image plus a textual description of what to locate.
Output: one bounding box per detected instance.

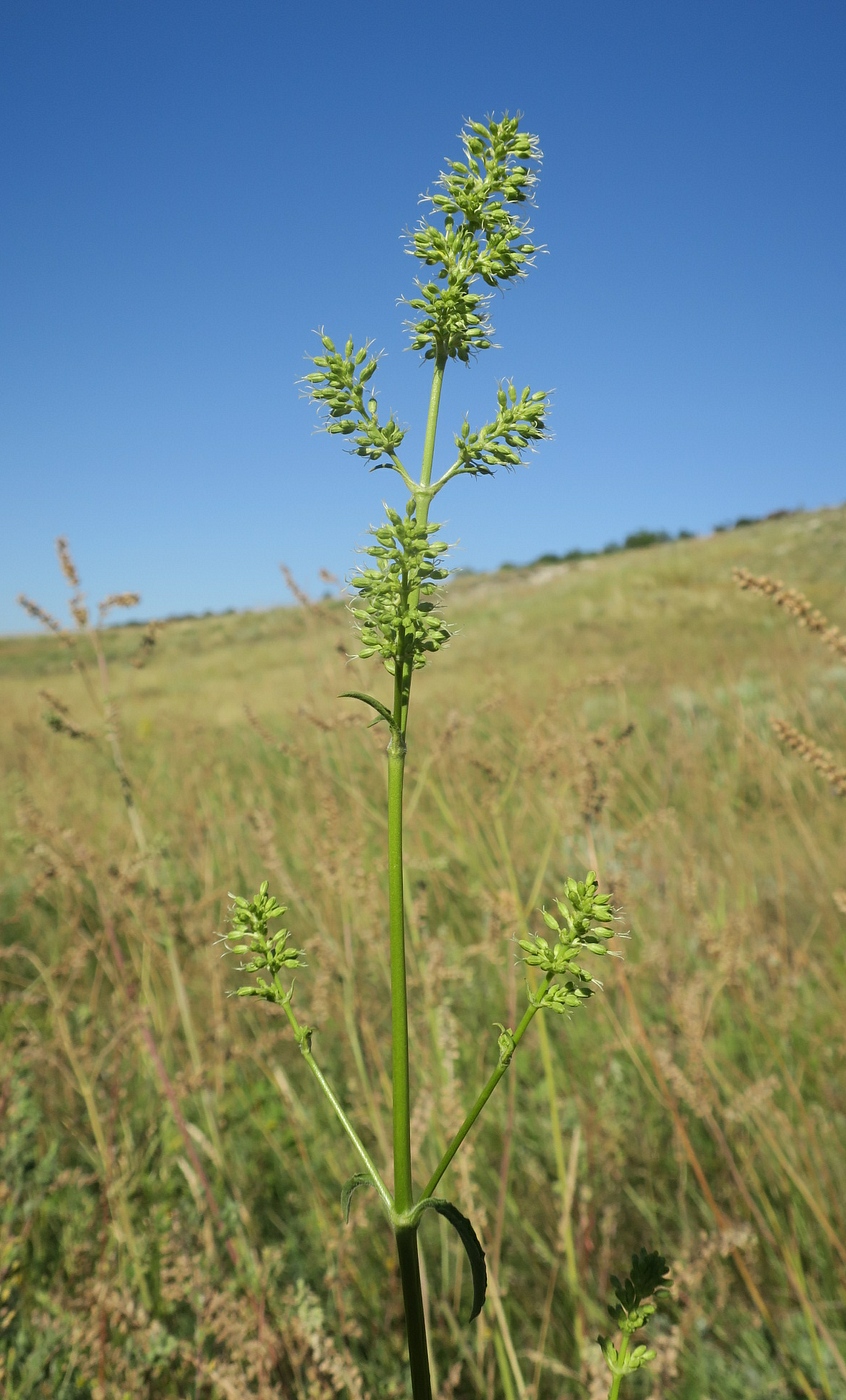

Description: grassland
[1,506,846,1399]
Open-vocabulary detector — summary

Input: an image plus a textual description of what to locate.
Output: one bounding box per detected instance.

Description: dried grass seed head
[17,594,63,634]
[98,592,141,622]
[55,537,80,589]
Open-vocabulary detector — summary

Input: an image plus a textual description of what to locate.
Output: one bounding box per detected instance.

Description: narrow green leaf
[341,1172,375,1224]
[339,691,395,728]
[417,1198,487,1320]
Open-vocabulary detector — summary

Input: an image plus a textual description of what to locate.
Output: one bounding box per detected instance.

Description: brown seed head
[771,718,846,796]
[17,594,62,633]
[56,537,80,588]
[130,620,159,667]
[38,689,70,716]
[99,593,142,621]
[733,567,846,659]
[69,598,89,628]
[280,563,312,608]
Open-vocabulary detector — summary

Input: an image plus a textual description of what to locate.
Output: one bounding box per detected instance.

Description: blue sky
[2,0,844,632]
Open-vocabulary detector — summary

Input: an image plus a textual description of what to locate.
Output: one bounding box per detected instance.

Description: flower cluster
[351,504,451,674]
[519,871,615,1016]
[406,115,542,363]
[452,382,549,478]
[303,334,407,470]
[225,882,304,1006]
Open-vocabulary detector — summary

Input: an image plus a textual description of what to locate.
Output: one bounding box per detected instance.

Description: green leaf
[614,1248,670,1310]
[416,1198,487,1321]
[339,692,395,728]
[341,1173,375,1224]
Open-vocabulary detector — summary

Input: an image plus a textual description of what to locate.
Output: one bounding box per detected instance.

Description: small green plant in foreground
[225,115,665,1399]
[598,1249,671,1399]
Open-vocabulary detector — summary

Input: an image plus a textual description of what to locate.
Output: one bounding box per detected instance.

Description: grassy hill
[2,507,846,1398]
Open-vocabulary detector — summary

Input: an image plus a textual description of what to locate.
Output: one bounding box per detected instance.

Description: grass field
[2,506,846,1399]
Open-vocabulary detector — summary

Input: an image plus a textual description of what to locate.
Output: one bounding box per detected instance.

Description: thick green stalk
[388,713,432,1400]
[388,718,412,1211]
[398,352,445,740]
[396,1228,433,1400]
[389,672,432,1400]
[418,352,447,498]
[388,351,447,1400]
[422,974,553,1200]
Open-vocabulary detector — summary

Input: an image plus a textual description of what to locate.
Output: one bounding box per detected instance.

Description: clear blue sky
[2,0,844,633]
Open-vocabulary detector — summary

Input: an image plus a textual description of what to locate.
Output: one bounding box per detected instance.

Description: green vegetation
[2,501,846,1396]
[599,1250,671,1399]
[517,511,795,573]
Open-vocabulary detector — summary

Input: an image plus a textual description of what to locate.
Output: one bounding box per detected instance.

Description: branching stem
[386,452,416,493]
[291,116,552,1400]
[278,986,393,1215]
[422,973,554,1200]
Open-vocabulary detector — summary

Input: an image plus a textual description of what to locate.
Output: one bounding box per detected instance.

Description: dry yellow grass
[1,506,846,1397]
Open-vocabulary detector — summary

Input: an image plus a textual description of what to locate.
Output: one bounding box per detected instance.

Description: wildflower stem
[388,722,413,1213]
[388,664,431,1398]
[422,973,553,1200]
[608,1334,630,1400]
[418,352,447,499]
[386,349,448,1400]
[396,1227,433,1400]
[278,990,393,1215]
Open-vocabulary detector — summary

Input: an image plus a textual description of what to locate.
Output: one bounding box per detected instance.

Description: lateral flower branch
[222,115,635,1400]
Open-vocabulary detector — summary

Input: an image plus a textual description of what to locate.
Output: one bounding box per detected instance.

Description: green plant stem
[388,699,433,1400]
[278,996,393,1215]
[418,352,447,501]
[494,1327,518,1400]
[422,973,554,1200]
[386,350,448,1400]
[388,723,412,1212]
[494,813,584,1361]
[396,1227,433,1400]
[389,656,434,1400]
[535,1002,583,1355]
[608,1335,630,1400]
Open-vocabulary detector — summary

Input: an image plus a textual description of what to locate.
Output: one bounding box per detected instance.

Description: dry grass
[2,507,846,1397]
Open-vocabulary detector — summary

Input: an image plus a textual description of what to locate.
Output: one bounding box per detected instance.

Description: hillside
[1,507,846,1398]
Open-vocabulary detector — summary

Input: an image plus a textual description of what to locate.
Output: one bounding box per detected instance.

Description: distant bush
[623,529,671,550]
[513,526,685,572]
[716,508,795,534]
[505,508,810,574]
